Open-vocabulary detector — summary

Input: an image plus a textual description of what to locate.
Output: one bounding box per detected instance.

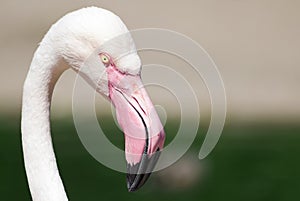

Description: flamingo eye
[99,53,111,67]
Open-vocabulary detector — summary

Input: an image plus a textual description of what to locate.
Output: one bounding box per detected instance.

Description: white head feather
[38,7,141,95]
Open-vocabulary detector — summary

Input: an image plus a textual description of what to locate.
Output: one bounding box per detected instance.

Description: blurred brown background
[1,0,299,122]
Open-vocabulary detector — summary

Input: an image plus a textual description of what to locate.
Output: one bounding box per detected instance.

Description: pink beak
[107,66,165,191]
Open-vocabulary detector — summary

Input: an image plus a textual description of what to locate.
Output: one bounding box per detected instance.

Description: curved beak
[107,66,165,191]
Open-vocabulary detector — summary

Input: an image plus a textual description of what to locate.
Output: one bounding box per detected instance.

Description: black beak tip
[126,174,138,192]
[126,163,151,192]
[126,172,151,192]
[126,173,138,192]
[126,151,161,192]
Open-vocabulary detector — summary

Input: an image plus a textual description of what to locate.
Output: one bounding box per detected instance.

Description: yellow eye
[100,53,110,66]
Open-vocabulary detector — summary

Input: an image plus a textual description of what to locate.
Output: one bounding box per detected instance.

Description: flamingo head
[58,7,165,191]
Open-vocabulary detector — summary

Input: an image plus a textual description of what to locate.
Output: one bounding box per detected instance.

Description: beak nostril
[132,96,147,115]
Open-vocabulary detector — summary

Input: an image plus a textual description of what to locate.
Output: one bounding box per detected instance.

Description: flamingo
[21,7,165,201]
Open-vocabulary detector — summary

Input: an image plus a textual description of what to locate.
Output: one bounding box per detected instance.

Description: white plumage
[22,7,165,200]
[22,7,138,201]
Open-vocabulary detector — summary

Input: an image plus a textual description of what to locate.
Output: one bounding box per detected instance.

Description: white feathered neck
[21,7,139,201]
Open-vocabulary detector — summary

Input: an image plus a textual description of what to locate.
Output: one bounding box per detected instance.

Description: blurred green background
[1,0,299,200]
[2,114,300,200]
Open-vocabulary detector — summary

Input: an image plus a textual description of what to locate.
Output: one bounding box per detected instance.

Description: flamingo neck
[21,44,68,201]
